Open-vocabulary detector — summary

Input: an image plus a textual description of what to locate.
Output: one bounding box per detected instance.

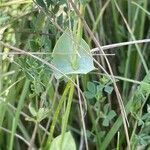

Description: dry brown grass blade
[68,0,130,149]
[76,76,89,150]
[0,126,30,147]
[91,39,150,52]
[0,52,115,56]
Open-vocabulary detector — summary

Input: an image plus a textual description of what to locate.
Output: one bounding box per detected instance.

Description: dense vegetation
[1,0,150,149]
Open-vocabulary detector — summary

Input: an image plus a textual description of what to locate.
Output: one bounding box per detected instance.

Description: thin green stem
[9,79,30,150]
[114,0,149,73]
[45,81,71,148]
[88,0,110,43]
[117,132,120,150]
[60,79,75,148]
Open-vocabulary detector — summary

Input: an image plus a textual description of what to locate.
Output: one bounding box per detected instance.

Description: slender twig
[0,98,50,136]
[68,0,130,149]
[114,0,148,74]
[2,39,150,54]
[0,126,30,146]
[91,39,150,52]
[77,76,89,150]
[0,52,115,56]
[0,76,25,96]
[0,41,87,110]
[28,123,38,150]
[0,71,15,78]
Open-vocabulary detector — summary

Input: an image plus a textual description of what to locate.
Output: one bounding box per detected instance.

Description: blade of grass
[0,126,30,146]
[68,0,130,148]
[117,132,120,150]
[101,72,150,149]
[0,97,51,139]
[77,76,89,150]
[123,2,140,98]
[60,78,75,149]
[9,79,30,150]
[114,0,149,73]
[45,81,71,148]
[88,0,111,43]
[132,1,150,16]
[111,0,122,42]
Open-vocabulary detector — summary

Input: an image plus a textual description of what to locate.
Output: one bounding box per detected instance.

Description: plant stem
[117,132,120,150]
[45,81,71,148]
[9,79,30,150]
[28,122,38,150]
[60,78,75,148]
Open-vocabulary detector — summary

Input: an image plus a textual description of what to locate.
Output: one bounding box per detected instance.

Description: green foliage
[79,0,90,5]
[36,0,46,9]
[135,134,150,146]
[28,103,49,122]
[100,104,116,127]
[36,0,67,15]
[84,78,113,100]
[50,132,76,150]
[84,82,96,99]
[1,0,150,149]
[52,29,95,79]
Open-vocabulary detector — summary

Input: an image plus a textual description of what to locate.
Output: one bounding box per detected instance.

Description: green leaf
[84,91,95,99]
[34,81,44,95]
[87,82,96,94]
[104,85,113,94]
[135,134,150,146]
[36,0,46,9]
[101,72,150,149]
[37,108,49,122]
[147,104,150,113]
[103,104,110,114]
[29,103,37,117]
[29,40,39,52]
[53,4,60,14]
[107,110,116,120]
[102,118,109,127]
[102,110,116,127]
[50,132,76,150]
[52,29,95,79]
[97,84,104,92]
[101,105,116,127]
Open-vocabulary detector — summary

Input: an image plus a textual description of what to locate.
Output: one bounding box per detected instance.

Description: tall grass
[0,0,150,149]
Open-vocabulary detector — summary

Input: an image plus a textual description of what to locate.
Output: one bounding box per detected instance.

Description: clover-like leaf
[84,91,95,99]
[87,82,96,94]
[104,85,113,94]
[101,105,116,127]
[84,82,96,99]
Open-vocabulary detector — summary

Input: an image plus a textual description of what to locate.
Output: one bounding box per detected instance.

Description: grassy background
[0,0,150,149]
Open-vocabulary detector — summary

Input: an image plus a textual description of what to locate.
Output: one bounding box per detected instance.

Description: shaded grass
[0,0,150,150]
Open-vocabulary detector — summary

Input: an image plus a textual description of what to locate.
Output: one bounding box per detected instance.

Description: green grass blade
[101,72,150,149]
[8,79,30,150]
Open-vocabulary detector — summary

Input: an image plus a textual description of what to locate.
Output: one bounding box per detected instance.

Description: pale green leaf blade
[50,132,76,150]
[52,29,95,79]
